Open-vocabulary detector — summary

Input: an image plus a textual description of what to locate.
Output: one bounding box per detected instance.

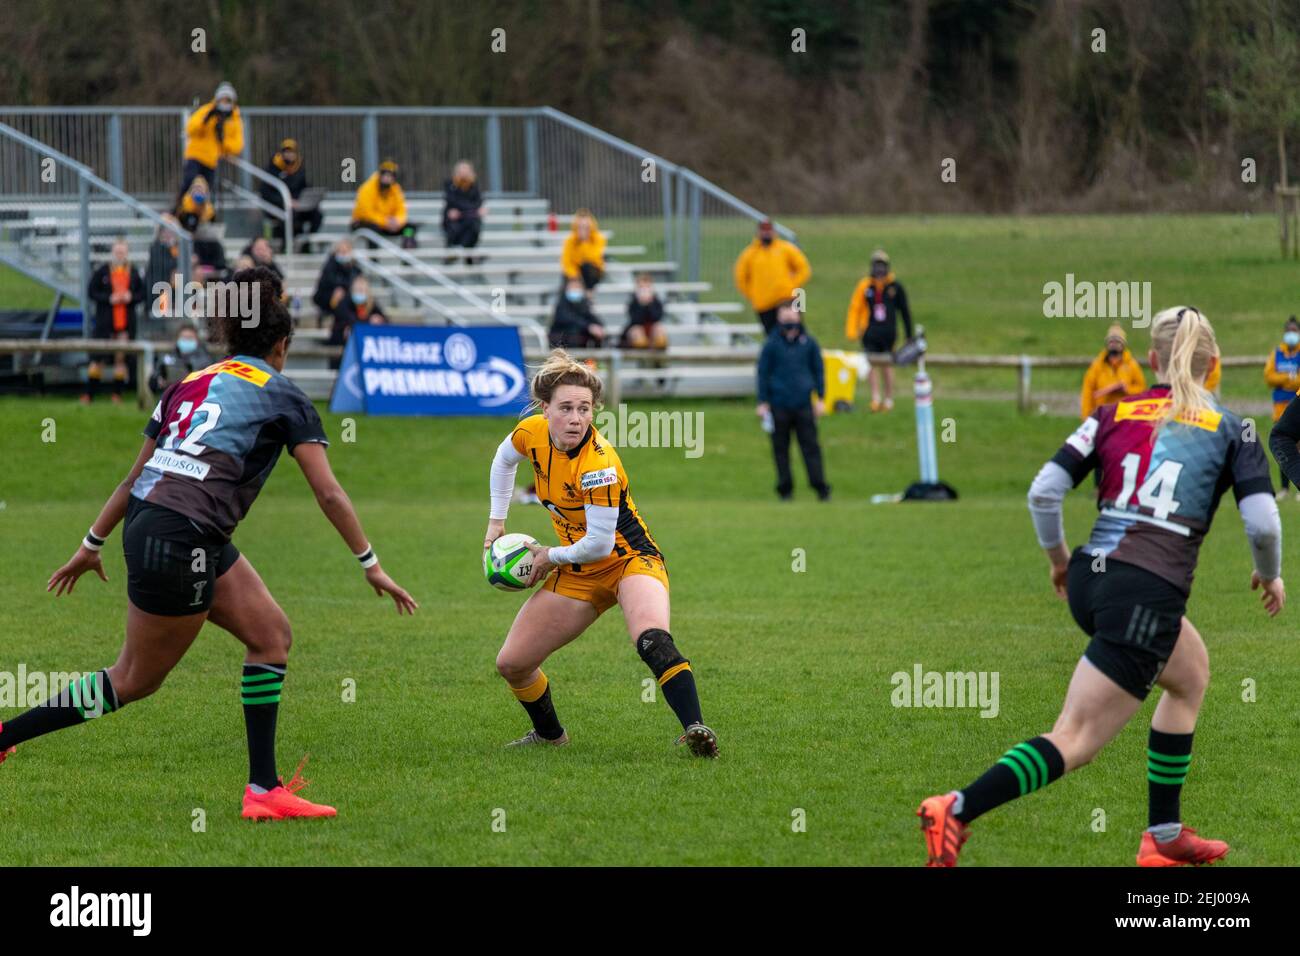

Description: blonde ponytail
[1150,306,1217,429]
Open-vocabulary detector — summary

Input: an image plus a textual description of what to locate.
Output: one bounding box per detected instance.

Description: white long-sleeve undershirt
[489,436,524,521]
[488,435,619,565]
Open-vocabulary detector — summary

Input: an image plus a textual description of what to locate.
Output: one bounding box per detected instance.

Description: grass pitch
[0,391,1296,866]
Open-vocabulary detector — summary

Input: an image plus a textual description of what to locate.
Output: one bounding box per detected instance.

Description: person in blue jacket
[756,300,831,501]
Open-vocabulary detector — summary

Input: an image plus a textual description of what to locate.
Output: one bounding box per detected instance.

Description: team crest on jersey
[1115,397,1221,432]
[563,481,580,500]
[580,466,618,490]
[183,359,271,387]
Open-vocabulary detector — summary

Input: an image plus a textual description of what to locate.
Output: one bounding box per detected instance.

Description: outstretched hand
[47,545,107,597]
[365,564,419,615]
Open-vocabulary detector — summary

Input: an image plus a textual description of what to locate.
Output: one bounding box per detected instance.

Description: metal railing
[0,121,193,334]
[0,105,795,290]
[351,227,547,350]
[220,154,292,251]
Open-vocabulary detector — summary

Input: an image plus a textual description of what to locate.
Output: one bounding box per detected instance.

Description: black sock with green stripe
[1147,730,1193,827]
[241,663,285,791]
[0,669,121,749]
[954,736,1066,824]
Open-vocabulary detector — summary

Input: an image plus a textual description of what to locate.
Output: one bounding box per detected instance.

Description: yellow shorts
[544,553,669,614]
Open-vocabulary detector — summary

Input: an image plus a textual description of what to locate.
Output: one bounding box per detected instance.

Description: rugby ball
[484,533,539,591]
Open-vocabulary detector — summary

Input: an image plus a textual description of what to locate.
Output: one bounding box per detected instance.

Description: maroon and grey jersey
[130,355,328,539]
[1051,386,1272,593]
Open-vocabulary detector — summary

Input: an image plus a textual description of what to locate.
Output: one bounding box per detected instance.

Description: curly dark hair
[208,266,293,358]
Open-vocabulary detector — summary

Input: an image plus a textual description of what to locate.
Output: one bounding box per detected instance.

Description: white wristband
[354,544,378,569]
[83,528,106,552]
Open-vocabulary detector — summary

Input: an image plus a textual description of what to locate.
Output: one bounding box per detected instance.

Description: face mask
[352,291,367,304]
[192,193,207,204]
[1107,348,1123,359]
[177,337,198,355]
[336,253,352,264]
[1285,332,1299,347]
[759,236,773,246]
[565,290,585,303]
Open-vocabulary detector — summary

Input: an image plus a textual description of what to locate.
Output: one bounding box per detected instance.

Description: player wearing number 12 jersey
[918,307,1285,866]
[0,268,418,819]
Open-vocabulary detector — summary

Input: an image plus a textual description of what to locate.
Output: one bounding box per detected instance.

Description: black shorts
[123,497,240,616]
[1065,549,1186,700]
[863,327,896,355]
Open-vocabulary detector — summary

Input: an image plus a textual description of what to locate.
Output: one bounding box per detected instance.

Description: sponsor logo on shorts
[146,449,211,480]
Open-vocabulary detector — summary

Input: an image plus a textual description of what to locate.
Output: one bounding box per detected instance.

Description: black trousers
[758,308,779,334]
[270,207,323,245]
[771,404,828,496]
[444,217,481,248]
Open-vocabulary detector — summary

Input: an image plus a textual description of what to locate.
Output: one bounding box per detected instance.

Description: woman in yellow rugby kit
[483,350,718,757]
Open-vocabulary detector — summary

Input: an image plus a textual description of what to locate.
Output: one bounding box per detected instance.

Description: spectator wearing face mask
[442,160,486,263]
[560,209,606,290]
[84,238,145,404]
[734,219,811,335]
[327,275,387,369]
[241,236,284,282]
[261,138,323,246]
[181,81,243,197]
[314,238,363,328]
[549,277,605,348]
[1080,323,1146,419]
[756,301,830,501]
[620,273,667,349]
[175,175,216,234]
[844,248,912,412]
[1265,316,1300,499]
[352,160,416,246]
[149,323,213,395]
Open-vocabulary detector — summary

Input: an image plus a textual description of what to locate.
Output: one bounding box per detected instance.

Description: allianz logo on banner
[333,327,529,415]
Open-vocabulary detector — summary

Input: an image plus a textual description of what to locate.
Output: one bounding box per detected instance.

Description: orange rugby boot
[241,755,337,821]
[918,792,969,867]
[1136,826,1228,867]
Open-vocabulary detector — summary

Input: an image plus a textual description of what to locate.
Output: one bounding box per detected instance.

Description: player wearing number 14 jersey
[0,268,417,820]
[918,307,1285,866]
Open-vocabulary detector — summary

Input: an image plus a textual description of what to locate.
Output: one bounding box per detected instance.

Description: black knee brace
[636,628,687,680]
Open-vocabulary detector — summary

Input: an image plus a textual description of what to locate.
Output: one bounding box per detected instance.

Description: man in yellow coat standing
[181,81,244,196]
[1080,324,1146,419]
[734,219,810,334]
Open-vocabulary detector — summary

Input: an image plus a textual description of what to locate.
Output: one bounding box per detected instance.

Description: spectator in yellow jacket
[351,160,416,245]
[181,81,243,196]
[1080,324,1146,419]
[174,175,215,233]
[561,209,606,289]
[1265,316,1300,495]
[733,219,810,334]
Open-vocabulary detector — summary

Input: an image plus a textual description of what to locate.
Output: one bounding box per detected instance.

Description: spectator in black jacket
[144,214,182,321]
[620,273,668,349]
[260,138,322,248]
[327,275,387,369]
[549,278,605,348]
[84,238,146,404]
[442,161,485,263]
[756,301,830,501]
[313,238,363,328]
